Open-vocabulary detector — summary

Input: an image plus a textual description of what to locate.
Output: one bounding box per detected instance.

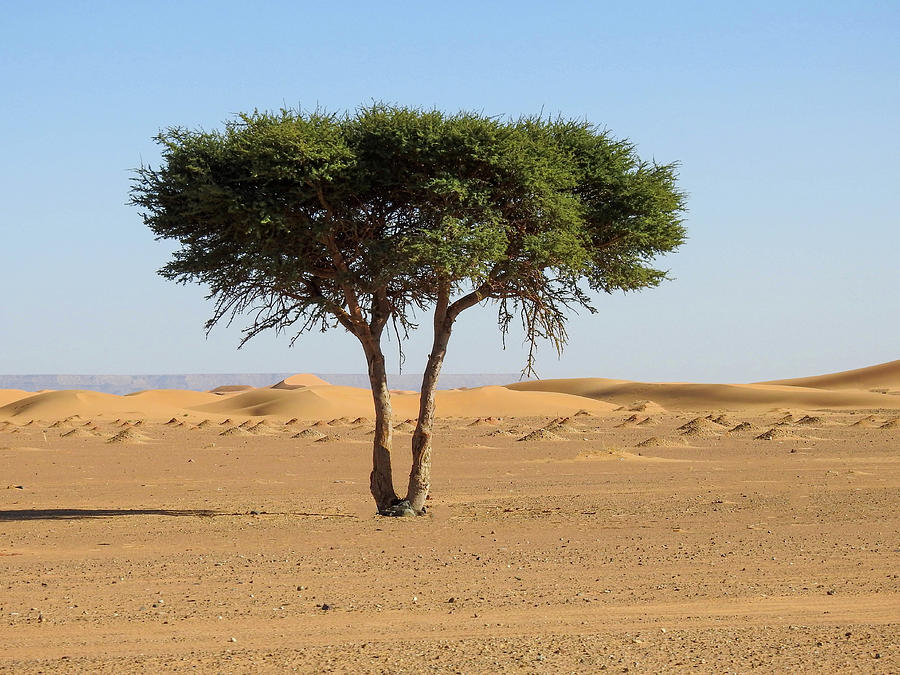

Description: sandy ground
[1,393,898,673]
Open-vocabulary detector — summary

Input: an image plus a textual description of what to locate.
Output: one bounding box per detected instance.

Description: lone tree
[131,104,686,515]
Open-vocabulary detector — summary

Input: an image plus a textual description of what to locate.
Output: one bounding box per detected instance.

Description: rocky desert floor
[1,407,898,672]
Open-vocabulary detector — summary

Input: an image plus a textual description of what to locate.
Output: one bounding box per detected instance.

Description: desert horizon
[0,373,526,397]
[2,360,899,422]
[2,359,898,671]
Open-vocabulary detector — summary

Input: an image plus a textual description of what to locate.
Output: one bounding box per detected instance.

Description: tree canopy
[131,104,686,514]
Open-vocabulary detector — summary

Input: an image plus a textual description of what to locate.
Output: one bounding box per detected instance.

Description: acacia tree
[131,104,686,515]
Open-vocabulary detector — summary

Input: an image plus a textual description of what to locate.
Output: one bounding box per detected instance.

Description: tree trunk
[406,293,454,514]
[364,343,398,512]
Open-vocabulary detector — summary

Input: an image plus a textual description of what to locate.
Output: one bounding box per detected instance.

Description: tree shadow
[0,508,221,521]
[0,508,357,521]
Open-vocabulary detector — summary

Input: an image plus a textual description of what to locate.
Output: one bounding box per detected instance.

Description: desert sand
[1,361,898,672]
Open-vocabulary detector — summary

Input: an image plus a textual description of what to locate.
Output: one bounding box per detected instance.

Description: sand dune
[0,390,181,420]
[189,383,617,419]
[271,373,331,389]
[207,384,256,394]
[506,378,900,411]
[0,381,618,421]
[760,359,900,392]
[190,385,375,418]
[426,385,617,417]
[0,389,31,407]
[124,389,222,407]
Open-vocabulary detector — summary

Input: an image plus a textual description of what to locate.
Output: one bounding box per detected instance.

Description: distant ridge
[759,359,900,392]
[0,373,523,396]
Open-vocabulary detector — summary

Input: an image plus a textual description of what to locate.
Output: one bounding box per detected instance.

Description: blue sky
[1,1,897,382]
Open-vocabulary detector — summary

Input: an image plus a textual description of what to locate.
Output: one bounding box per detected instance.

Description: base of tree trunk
[377,499,427,517]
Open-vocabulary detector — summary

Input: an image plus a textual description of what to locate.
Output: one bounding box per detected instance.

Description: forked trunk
[406,316,454,514]
[365,345,398,511]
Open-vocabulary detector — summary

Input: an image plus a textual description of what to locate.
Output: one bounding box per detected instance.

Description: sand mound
[707,414,734,427]
[760,359,900,391]
[635,436,683,448]
[248,421,279,434]
[544,416,579,433]
[60,427,98,438]
[879,418,900,429]
[271,373,331,389]
[615,413,645,428]
[850,415,879,428]
[292,428,327,440]
[795,415,823,425]
[728,422,754,434]
[628,400,667,413]
[755,428,794,441]
[393,421,417,432]
[676,417,722,437]
[219,426,252,437]
[468,417,501,427]
[106,428,150,444]
[681,426,719,439]
[518,428,562,442]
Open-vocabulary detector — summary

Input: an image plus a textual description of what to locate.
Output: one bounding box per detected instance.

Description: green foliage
[131,104,686,366]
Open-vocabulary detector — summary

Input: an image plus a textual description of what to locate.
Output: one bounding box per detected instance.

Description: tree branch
[280,280,358,335]
[446,265,509,320]
[311,183,368,330]
[370,286,391,336]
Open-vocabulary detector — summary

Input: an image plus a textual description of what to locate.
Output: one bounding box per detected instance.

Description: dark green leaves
[131,104,686,358]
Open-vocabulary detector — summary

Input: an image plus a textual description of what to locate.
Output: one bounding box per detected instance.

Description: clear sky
[1,1,897,382]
